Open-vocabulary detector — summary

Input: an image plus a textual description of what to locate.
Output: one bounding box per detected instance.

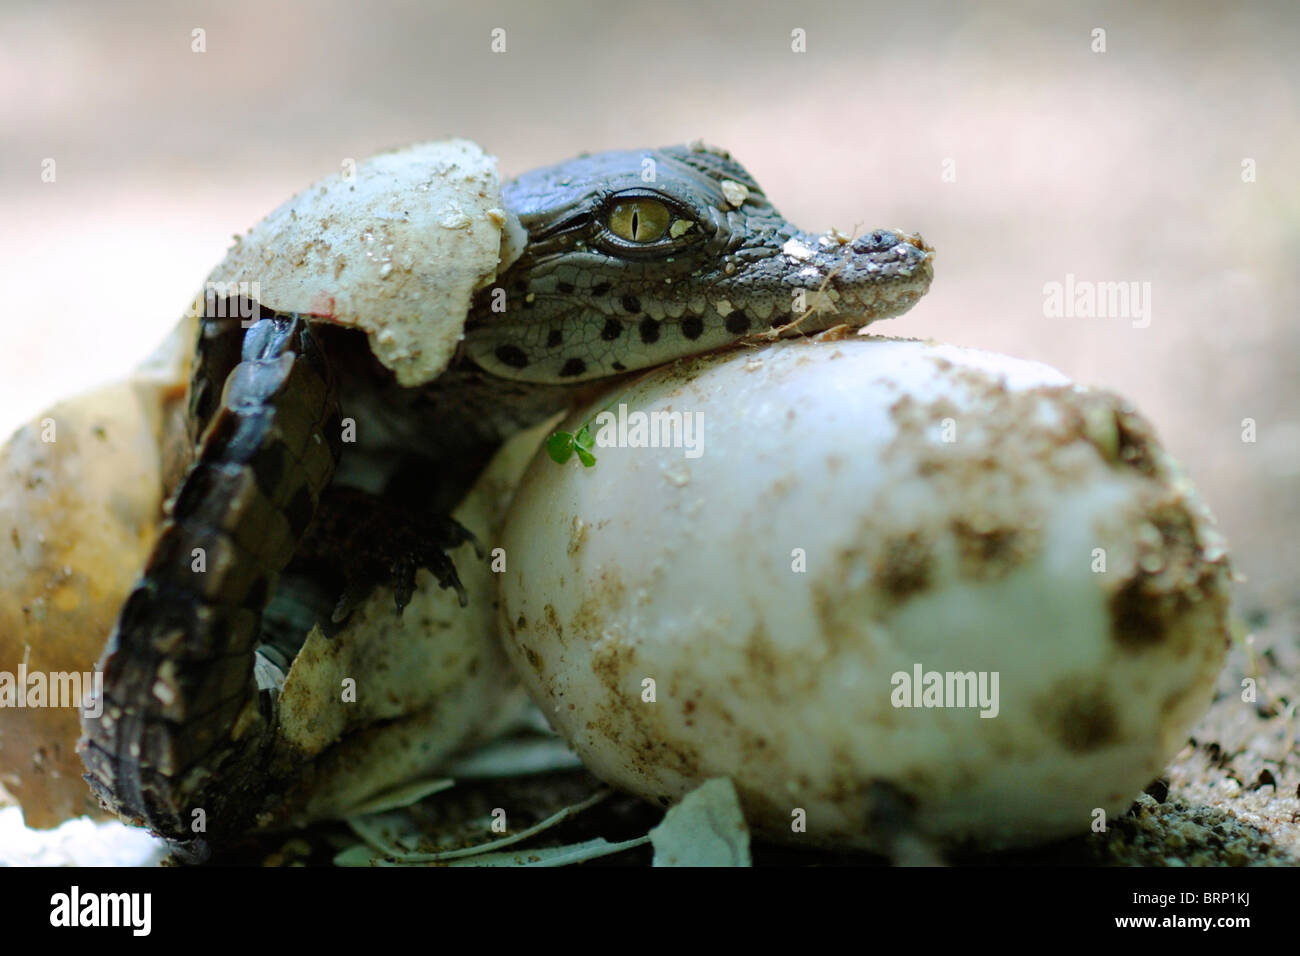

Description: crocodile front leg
[79,310,341,858]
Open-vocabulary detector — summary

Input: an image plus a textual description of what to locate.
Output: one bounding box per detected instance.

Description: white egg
[498,336,1232,852]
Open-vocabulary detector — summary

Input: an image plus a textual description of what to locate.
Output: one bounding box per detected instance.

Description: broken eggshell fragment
[266,422,545,826]
[204,139,525,388]
[173,138,536,828]
[24,140,527,840]
[0,318,195,826]
[0,324,538,836]
[498,336,1232,852]
[0,360,539,833]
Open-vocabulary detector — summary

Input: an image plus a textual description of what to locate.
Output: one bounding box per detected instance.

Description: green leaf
[546,431,575,464]
[573,425,597,466]
[547,424,598,467]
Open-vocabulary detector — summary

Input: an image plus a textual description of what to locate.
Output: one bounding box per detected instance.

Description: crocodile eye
[607,199,672,243]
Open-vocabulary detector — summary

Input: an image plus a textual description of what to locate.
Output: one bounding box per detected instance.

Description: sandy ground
[0,0,1296,864]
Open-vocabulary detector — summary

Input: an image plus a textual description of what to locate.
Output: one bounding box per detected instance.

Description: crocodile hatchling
[77,139,934,860]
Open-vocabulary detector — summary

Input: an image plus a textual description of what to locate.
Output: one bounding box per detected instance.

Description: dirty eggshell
[498,337,1232,851]
[270,420,552,825]
[0,319,193,827]
[0,370,190,826]
[207,139,522,388]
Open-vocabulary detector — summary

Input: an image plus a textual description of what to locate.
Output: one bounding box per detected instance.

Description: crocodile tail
[78,310,341,856]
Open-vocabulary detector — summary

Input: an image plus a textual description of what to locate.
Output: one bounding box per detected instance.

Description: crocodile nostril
[850,229,900,254]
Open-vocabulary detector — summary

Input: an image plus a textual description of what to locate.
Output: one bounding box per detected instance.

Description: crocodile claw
[298,485,479,625]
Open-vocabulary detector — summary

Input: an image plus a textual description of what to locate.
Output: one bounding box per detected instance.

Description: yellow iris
[607,199,672,243]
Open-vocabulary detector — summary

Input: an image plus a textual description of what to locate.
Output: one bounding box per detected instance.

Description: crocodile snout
[775,227,933,329]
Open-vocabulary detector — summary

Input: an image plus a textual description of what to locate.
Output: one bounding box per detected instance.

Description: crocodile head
[463,142,933,384]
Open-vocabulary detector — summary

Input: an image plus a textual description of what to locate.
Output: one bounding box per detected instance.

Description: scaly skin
[79,142,933,860]
[464,143,932,381]
[81,312,341,854]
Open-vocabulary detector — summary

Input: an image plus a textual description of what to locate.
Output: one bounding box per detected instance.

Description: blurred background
[2,0,1296,623]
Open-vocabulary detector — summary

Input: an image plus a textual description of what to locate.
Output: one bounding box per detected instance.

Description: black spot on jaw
[601,318,623,341]
[592,282,612,297]
[622,295,641,314]
[769,313,787,329]
[639,317,661,344]
[724,311,751,335]
[681,316,704,340]
[560,358,587,378]
[557,281,575,294]
[611,361,627,372]
[547,329,563,348]
[494,345,529,369]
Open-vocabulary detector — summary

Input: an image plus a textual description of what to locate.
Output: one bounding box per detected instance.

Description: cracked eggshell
[271,418,552,826]
[498,337,1232,851]
[0,307,537,832]
[0,319,194,827]
[205,139,525,388]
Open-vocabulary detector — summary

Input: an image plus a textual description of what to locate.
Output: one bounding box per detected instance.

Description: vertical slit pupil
[631,208,640,240]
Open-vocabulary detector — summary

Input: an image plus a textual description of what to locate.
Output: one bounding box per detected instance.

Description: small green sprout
[547,391,633,468]
[546,424,597,467]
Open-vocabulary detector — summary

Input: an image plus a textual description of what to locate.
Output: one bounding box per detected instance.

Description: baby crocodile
[79,142,933,859]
